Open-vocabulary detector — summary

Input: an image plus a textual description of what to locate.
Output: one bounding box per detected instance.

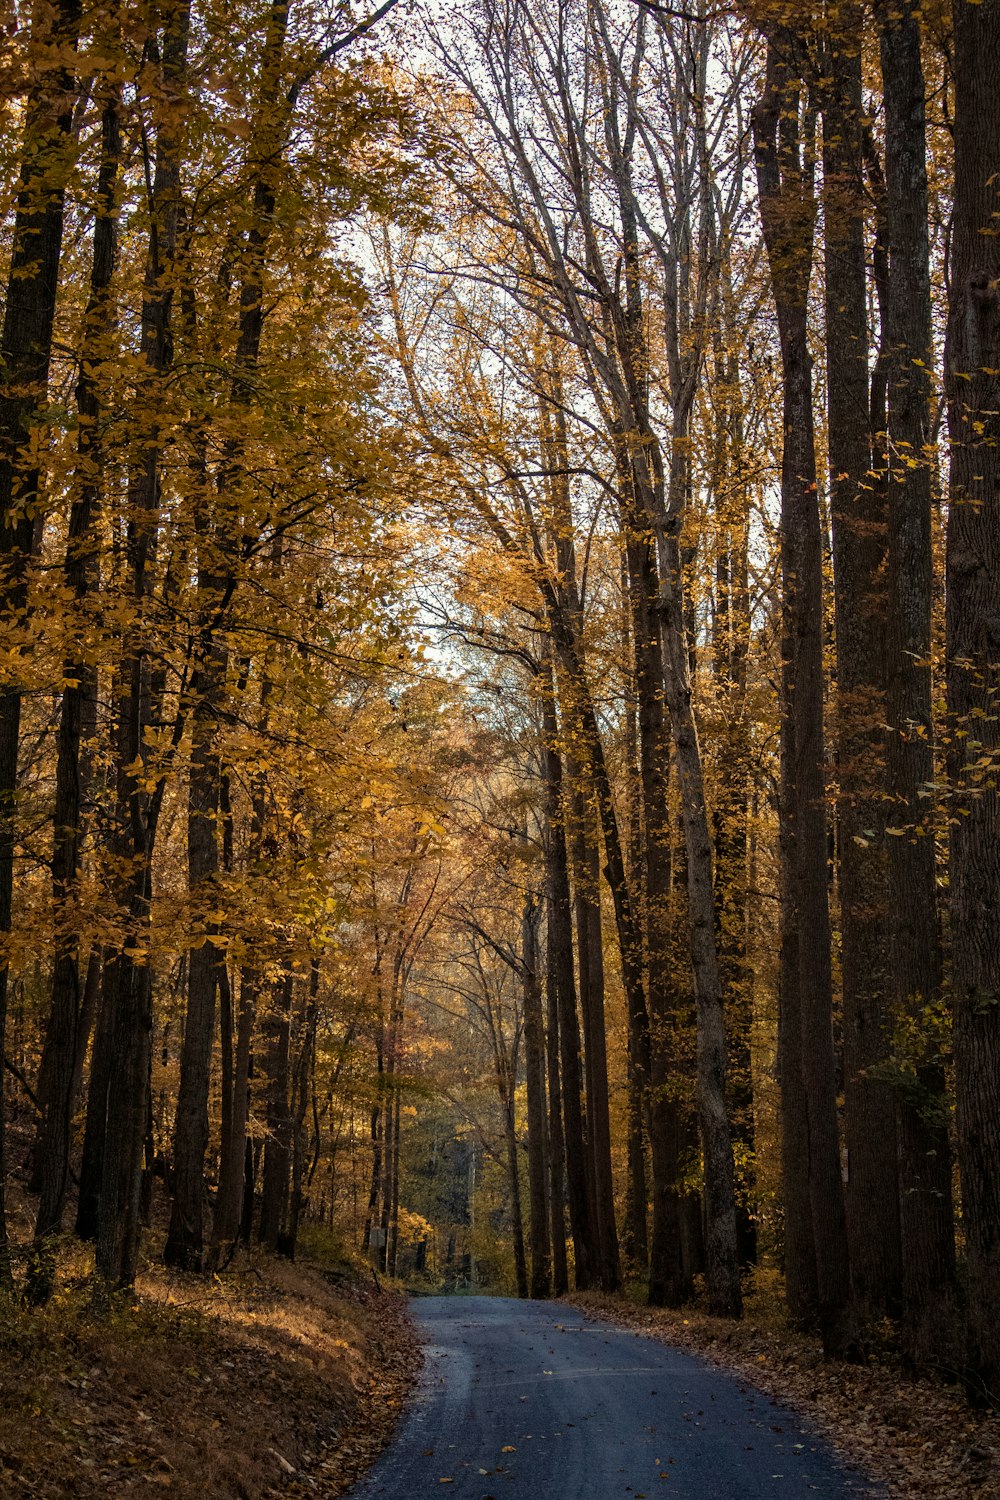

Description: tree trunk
[619,555,648,1277]
[504,1090,528,1300]
[541,659,595,1291]
[386,1086,401,1277]
[287,961,319,1262]
[622,509,687,1307]
[568,766,621,1293]
[258,975,292,1252]
[650,474,742,1320]
[877,0,957,1361]
[28,75,120,1299]
[259,973,294,1253]
[821,16,902,1319]
[379,978,403,1274]
[522,893,551,1298]
[96,0,191,1293]
[544,892,570,1295]
[945,0,1000,1405]
[207,967,255,1267]
[76,962,114,1241]
[709,279,757,1273]
[0,0,82,1290]
[777,701,819,1325]
[164,644,225,1269]
[211,683,267,1260]
[754,35,853,1356]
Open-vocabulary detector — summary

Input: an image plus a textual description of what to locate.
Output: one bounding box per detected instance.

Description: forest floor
[0,1214,420,1499]
[571,1282,1000,1500]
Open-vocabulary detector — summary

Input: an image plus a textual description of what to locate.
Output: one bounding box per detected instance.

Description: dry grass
[571,1276,1000,1500]
[0,1238,419,1498]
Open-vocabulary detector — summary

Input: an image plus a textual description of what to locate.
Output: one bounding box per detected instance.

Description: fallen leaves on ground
[0,1246,420,1500]
[569,1290,1000,1500]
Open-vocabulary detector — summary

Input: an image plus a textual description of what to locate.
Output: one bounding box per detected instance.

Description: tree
[877,0,956,1359]
[945,0,1000,1406]
[754,27,852,1357]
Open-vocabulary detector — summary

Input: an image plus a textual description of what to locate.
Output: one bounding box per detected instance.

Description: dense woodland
[0,0,998,1412]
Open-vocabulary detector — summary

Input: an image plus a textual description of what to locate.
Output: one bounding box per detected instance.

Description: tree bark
[96,0,191,1292]
[541,657,595,1291]
[29,73,120,1299]
[568,765,621,1293]
[710,267,757,1273]
[0,0,82,1290]
[259,972,294,1253]
[287,960,319,1262]
[544,890,570,1295]
[619,560,649,1279]
[754,34,853,1356]
[522,892,551,1298]
[945,0,1000,1405]
[207,966,255,1267]
[622,505,687,1306]
[821,14,902,1319]
[877,0,957,1361]
[164,646,224,1268]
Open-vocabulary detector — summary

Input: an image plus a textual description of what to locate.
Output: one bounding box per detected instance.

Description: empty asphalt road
[346,1296,877,1499]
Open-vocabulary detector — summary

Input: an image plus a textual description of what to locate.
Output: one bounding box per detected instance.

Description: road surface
[346,1295,878,1499]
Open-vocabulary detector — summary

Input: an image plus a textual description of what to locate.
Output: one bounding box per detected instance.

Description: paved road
[346,1295,877,1499]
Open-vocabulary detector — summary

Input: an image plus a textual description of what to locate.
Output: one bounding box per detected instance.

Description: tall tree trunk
[541,658,595,1290]
[379,974,403,1274]
[544,896,570,1295]
[96,0,191,1292]
[287,960,319,1262]
[709,280,757,1273]
[259,972,293,1253]
[522,892,551,1298]
[164,642,225,1268]
[647,443,742,1320]
[76,962,114,1241]
[777,756,818,1325]
[623,509,687,1307]
[386,1086,401,1276]
[0,0,82,1291]
[568,766,620,1293]
[362,986,384,1260]
[504,1084,528,1299]
[29,74,120,1299]
[877,0,957,1361]
[211,677,268,1260]
[821,15,901,1319]
[754,35,853,1357]
[207,967,255,1268]
[945,0,1000,1406]
[619,553,648,1277]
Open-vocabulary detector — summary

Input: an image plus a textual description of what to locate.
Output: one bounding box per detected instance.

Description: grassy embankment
[0,1214,419,1499]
